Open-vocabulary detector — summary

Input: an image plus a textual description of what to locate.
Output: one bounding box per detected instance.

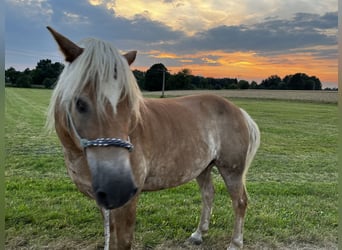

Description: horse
[46,26,260,250]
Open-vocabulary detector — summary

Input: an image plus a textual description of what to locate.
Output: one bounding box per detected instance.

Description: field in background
[146,89,338,103]
[5,88,338,249]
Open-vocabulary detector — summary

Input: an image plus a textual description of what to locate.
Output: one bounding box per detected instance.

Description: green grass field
[5,88,338,249]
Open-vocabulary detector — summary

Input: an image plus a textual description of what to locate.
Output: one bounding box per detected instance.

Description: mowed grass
[5,88,337,249]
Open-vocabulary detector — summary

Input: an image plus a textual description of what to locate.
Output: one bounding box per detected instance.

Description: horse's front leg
[100,195,139,250]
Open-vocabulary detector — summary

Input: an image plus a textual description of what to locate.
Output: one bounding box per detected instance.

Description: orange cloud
[180,59,193,63]
[135,49,337,85]
[202,57,217,64]
[88,0,102,6]
[107,0,245,35]
[150,52,180,59]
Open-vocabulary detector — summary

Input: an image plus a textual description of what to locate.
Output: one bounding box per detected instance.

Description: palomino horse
[46,27,260,250]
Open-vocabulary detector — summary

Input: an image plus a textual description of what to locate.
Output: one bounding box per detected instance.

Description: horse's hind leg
[189,164,215,245]
[217,166,248,250]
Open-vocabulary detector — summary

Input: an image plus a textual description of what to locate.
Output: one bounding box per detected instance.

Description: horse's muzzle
[86,149,138,209]
[93,174,137,209]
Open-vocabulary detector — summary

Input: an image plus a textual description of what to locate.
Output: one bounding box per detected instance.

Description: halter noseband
[80,138,134,151]
[67,112,134,152]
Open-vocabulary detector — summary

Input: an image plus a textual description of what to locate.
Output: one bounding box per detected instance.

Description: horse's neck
[131,98,189,142]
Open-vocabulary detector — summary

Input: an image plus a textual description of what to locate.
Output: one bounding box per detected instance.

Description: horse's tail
[240,108,261,184]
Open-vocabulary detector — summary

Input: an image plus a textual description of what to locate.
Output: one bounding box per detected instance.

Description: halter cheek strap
[67,112,134,152]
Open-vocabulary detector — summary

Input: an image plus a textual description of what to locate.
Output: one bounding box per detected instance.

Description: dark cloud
[167,11,338,53]
[292,12,337,29]
[47,0,184,44]
[5,0,184,53]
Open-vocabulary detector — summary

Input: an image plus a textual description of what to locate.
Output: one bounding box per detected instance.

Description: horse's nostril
[131,187,138,197]
[97,191,107,202]
[95,184,137,209]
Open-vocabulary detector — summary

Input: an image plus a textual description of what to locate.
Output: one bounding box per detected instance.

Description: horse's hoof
[188,232,203,245]
[227,242,243,250]
[188,237,202,245]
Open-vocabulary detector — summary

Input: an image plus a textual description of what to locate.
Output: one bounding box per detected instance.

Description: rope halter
[67,111,134,152]
[80,137,134,151]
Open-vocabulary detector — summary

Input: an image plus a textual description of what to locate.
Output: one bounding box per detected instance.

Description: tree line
[6,59,327,91]
[5,59,64,88]
[134,63,323,91]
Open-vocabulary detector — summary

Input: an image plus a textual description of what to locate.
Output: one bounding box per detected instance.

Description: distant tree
[52,61,64,76]
[23,68,31,75]
[228,83,238,89]
[191,76,210,89]
[250,81,258,89]
[309,76,322,90]
[284,73,322,90]
[42,78,56,89]
[190,76,201,89]
[15,74,32,88]
[7,58,324,92]
[222,78,238,89]
[145,63,169,91]
[167,68,193,90]
[227,78,238,89]
[238,80,249,89]
[220,78,229,89]
[282,75,292,86]
[132,69,145,90]
[205,77,220,89]
[260,75,282,89]
[288,73,306,90]
[181,68,191,76]
[304,79,315,90]
[32,59,52,85]
[278,81,287,90]
[32,59,64,86]
[200,77,210,89]
[5,67,20,84]
[181,68,193,90]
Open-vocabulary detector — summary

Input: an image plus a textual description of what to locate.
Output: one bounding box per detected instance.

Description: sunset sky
[5,0,338,87]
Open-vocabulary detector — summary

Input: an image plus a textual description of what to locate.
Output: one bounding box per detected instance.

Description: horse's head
[47,27,142,209]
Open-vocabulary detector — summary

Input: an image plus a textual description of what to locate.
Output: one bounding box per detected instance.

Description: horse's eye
[76,98,88,113]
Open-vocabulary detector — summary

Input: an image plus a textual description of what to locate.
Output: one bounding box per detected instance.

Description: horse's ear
[123,51,137,65]
[46,26,83,63]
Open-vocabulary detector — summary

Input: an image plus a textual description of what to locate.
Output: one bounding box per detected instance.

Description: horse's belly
[142,159,212,191]
[141,133,218,190]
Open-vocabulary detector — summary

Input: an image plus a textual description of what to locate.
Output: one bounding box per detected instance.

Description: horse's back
[144,93,250,153]
[166,94,249,137]
[146,93,243,120]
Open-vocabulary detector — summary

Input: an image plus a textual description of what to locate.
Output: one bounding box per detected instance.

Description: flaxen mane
[46,38,143,131]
